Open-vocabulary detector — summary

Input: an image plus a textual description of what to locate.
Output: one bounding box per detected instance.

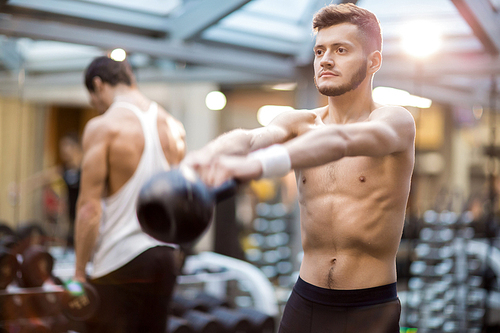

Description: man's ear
[367,50,382,74]
[92,76,104,92]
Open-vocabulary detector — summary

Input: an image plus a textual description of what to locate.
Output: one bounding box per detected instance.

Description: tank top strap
[108,100,168,168]
[111,101,146,121]
[144,101,158,122]
[144,102,170,169]
[110,101,154,145]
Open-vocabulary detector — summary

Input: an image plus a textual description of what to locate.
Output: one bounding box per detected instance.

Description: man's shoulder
[82,115,117,146]
[373,104,413,116]
[272,106,324,126]
[371,105,415,152]
[371,105,415,124]
[85,115,113,133]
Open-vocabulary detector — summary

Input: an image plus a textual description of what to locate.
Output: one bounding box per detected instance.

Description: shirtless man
[183,4,415,332]
[74,56,185,332]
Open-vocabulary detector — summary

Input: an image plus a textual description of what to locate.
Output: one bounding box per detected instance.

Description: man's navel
[327,258,337,289]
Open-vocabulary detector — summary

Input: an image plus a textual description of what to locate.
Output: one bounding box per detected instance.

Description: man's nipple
[359,176,366,182]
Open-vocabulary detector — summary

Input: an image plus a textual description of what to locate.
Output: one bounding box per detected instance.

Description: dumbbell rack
[405,210,487,333]
[0,286,65,324]
[243,203,296,284]
[0,249,70,333]
[173,251,279,333]
[179,251,279,316]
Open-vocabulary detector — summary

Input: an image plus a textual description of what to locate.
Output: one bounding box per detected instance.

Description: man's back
[91,97,185,196]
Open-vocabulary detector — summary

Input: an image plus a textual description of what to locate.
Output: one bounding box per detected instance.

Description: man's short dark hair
[313,3,382,53]
[84,56,135,92]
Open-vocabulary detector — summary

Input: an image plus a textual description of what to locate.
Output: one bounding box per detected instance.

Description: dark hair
[313,3,382,53]
[84,56,135,92]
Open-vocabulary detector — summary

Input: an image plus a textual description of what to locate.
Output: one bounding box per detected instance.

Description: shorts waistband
[293,277,398,307]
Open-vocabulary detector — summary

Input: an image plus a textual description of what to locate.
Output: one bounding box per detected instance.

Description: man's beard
[315,61,367,97]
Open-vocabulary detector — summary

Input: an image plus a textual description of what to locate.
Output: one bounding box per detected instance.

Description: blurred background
[0,0,500,332]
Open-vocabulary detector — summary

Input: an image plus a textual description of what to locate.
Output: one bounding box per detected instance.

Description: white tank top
[90,101,175,278]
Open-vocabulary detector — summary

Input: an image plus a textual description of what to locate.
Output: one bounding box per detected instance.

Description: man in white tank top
[74,56,186,333]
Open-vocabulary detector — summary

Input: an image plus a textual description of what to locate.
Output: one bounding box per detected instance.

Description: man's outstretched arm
[182,109,318,183]
[208,106,415,185]
[285,106,415,169]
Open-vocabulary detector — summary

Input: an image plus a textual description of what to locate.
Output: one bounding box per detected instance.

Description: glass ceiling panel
[359,0,473,38]
[17,40,102,62]
[241,0,314,23]
[82,0,181,15]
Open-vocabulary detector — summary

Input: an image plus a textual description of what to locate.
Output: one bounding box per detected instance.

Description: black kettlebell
[136,167,237,245]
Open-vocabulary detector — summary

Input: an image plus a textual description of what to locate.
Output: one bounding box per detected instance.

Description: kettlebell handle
[212,179,238,202]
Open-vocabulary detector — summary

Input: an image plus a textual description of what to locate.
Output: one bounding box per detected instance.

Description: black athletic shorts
[278,277,401,333]
[84,246,177,333]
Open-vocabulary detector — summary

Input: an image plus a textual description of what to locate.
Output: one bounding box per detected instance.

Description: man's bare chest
[299,156,375,184]
[296,156,390,202]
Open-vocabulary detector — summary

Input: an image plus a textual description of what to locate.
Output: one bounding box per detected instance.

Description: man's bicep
[346,109,415,156]
[249,110,315,150]
[372,106,414,143]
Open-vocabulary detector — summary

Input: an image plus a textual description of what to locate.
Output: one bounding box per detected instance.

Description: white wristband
[248,144,292,178]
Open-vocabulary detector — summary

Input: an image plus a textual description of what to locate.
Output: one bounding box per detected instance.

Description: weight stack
[405,210,488,332]
[244,203,294,284]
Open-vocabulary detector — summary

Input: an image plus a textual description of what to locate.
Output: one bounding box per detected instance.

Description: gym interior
[0,0,500,332]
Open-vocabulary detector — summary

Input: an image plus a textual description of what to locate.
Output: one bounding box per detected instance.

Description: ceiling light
[257,105,294,126]
[110,48,127,62]
[373,87,432,108]
[271,83,297,91]
[205,91,226,111]
[401,21,442,58]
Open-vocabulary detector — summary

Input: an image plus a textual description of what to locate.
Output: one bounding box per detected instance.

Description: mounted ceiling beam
[2,0,167,32]
[0,65,273,90]
[0,38,22,70]
[374,77,493,109]
[168,0,251,41]
[376,53,500,108]
[202,28,300,55]
[379,54,500,78]
[0,66,276,107]
[0,15,294,78]
[451,0,500,55]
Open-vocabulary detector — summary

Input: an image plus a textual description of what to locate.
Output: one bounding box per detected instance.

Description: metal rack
[403,210,496,332]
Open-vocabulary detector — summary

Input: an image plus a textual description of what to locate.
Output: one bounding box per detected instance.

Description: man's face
[313,23,368,97]
[59,138,75,164]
